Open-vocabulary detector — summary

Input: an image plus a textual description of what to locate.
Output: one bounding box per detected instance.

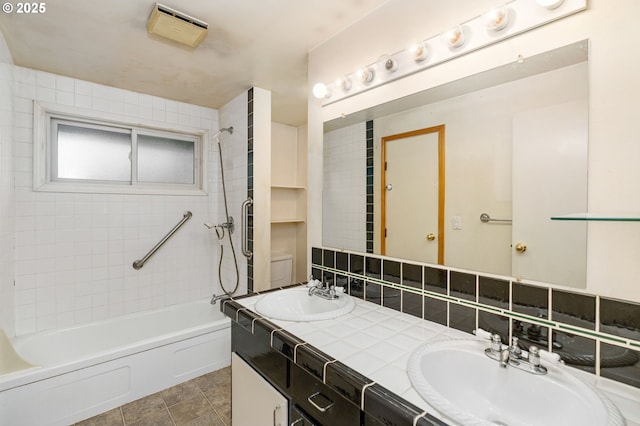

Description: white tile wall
[322,122,367,252]
[10,66,243,335]
[0,32,15,336]
[215,92,249,297]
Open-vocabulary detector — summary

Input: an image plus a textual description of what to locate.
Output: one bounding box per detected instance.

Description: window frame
[34,101,210,195]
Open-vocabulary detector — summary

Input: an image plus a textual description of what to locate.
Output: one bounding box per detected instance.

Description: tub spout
[210,294,232,305]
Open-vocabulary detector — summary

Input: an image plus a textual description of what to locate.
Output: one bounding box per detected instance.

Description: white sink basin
[407,339,625,426]
[254,287,355,322]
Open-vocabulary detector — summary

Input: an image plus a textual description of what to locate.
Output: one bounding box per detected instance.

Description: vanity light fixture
[312,83,331,99]
[356,67,375,84]
[335,76,352,91]
[484,6,510,31]
[442,26,466,49]
[311,0,586,105]
[408,41,429,62]
[536,0,565,9]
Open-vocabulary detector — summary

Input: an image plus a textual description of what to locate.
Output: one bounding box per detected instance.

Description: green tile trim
[509,312,555,328]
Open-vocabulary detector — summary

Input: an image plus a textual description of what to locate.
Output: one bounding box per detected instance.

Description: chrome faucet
[307,278,338,300]
[485,334,547,375]
[210,293,232,305]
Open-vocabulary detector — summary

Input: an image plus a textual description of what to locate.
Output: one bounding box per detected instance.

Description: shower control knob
[385,184,393,191]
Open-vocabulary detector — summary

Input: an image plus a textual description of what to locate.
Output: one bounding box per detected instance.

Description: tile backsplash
[312,247,640,390]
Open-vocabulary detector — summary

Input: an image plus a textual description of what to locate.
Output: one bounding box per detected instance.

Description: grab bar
[241,197,253,259]
[480,213,512,224]
[133,211,192,270]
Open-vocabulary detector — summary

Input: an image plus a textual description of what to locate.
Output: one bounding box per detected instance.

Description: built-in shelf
[271,219,306,224]
[272,185,305,190]
[551,213,640,222]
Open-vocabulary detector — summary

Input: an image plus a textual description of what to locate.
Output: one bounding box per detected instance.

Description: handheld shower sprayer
[211,126,234,143]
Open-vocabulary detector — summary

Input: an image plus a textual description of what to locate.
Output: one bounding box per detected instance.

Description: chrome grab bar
[479,212,512,224]
[241,197,253,259]
[133,211,192,270]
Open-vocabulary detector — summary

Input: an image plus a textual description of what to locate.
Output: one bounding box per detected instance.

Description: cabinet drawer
[290,363,360,426]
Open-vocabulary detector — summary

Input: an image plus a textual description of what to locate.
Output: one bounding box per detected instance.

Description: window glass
[137,133,195,184]
[54,123,131,182]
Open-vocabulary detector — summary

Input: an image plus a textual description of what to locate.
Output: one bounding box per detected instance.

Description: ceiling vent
[147,3,208,48]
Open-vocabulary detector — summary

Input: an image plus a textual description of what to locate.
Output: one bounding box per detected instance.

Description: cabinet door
[232,353,288,426]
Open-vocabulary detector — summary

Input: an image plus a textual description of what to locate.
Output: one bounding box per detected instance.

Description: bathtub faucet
[210,294,232,305]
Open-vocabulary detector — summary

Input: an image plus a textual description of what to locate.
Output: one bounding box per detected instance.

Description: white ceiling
[0,0,390,126]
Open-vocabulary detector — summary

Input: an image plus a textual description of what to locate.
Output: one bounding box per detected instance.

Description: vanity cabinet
[232,353,288,425]
[232,322,361,426]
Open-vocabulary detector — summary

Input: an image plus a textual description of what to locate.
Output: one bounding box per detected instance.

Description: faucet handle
[528,345,541,367]
[510,337,522,358]
[490,334,502,352]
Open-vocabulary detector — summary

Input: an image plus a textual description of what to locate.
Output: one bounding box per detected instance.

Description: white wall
[309,0,640,302]
[11,66,221,335]
[0,31,14,336]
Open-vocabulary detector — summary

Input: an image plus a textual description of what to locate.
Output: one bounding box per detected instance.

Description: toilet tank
[271,254,293,287]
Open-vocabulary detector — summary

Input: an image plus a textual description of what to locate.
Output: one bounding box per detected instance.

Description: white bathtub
[0,299,231,426]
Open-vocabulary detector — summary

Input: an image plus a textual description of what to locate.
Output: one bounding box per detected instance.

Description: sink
[254,287,355,321]
[407,339,625,426]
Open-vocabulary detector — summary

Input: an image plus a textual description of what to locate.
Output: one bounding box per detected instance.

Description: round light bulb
[335,77,352,91]
[312,83,330,99]
[408,41,428,62]
[484,7,509,31]
[356,67,374,84]
[442,26,466,48]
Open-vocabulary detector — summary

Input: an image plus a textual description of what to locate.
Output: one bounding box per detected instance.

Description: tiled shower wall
[323,122,367,252]
[11,66,223,336]
[216,90,249,297]
[0,32,14,336]
[312,247,640,390]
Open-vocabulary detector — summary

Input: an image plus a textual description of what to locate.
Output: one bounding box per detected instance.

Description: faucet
[210,293,232,305]
[485,334,547,375]
[307,277,338,300]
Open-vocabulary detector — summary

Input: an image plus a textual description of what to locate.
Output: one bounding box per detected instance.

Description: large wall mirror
[322,41,589,288]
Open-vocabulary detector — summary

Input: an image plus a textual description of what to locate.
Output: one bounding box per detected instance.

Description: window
[34,103,208,195]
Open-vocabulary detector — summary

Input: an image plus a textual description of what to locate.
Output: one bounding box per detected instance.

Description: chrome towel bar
[133,211,192,270]
[479,212,512,224]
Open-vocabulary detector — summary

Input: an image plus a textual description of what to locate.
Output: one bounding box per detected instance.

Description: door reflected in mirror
[322,42,588,288]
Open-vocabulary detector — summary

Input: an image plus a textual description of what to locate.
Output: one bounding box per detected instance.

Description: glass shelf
[551,213,640,222]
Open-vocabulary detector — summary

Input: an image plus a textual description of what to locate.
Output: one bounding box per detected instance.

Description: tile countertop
[234,289,640,426]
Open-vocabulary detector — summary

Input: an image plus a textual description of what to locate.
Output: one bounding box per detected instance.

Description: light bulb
[380,55,399,73]
[442,26,466,49]
[312,83,331,99]
[335,76,352,91]
[356,67,375,84]
[484,7,509,31]
[408,41,428,62]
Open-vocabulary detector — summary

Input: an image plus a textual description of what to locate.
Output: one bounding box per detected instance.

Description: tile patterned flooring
[74,366,231,426]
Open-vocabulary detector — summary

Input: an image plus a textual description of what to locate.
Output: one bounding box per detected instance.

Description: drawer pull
[290,419,305,426]
[307,391,335,412]
[273,404,282,426]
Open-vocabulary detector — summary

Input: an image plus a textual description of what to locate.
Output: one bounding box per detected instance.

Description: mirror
[322,41,589,288]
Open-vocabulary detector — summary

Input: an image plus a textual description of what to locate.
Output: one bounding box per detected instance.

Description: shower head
[211,126,234,142]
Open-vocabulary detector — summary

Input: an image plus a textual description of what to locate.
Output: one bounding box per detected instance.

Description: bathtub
[0,299,231,426]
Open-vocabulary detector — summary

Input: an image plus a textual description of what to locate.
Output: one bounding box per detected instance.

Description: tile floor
[74,366,231,426]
